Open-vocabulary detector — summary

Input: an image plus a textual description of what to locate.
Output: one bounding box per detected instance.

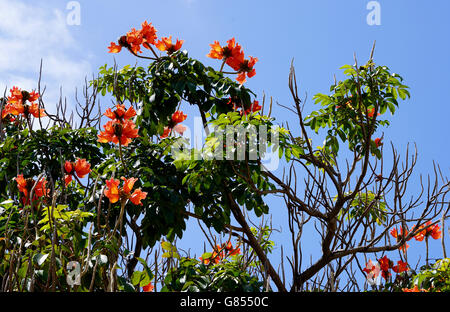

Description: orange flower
[141,20,157,47]
[74,158,91,178]
[208,245,226,264]
[243,100,262,115]
[160,126,171,139]
[367,107,380,118]
[5,87,45,118]
[171,110,187,125]
[427,222,441,240]
[15,174,48,205]
[104,177,147,205]
[108,42,122,53]
[227,246,240,256]
[235,72,247,84]
[64,174,73,186]
[200,245,227,265]
[142,282,154,292]
[108,21,158,54]
[155,36,184,54]
[7,86,23,104]
[363,259,380,279]
[251,100,262,112]
[64,160,74,186]
[8,87,39,104]
[392,260,409,273]
[374,137,383,148]
[3,102,22,117]
[228,55,258,84]
[126,28,144,54]
[211,252,223,264]
[98,119,139,146]
[121,177,138,194]
[378,255,391,273]
[402,285,428,292]
[130,188,147,206]
[108,35,134,54]
[33,178,48,198]
[207,38,242,61]
[199,255,210,265]
[104,104,136,123]
[207,40,224,60]
[28,103,46,118]
[1,103,13,121]
[104,178,120,204]
[161,111,188,138]
[64,158,91,186]
[414,221,441,241]
[390,226,411,252]
[28,90,39,103]
[224,241,241,256]
[64,160,74,174]
[15,174,30,198]
[224,241,233,251]
[6,101,45,118]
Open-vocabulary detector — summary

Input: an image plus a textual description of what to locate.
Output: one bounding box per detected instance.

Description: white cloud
[0,0,92,115]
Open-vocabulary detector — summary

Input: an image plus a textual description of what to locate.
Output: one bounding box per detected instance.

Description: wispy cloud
[0,0,91,113]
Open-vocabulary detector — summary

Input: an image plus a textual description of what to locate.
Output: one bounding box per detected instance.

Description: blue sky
[1,0,449,289]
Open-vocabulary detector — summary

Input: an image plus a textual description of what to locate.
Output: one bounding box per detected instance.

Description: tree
[0,21,448,292]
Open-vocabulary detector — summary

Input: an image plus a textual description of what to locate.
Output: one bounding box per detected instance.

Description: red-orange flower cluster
[15,174,48,206]
[108,21,183,56]
[155,36,184,54]
[231,56,258,85]
[227,98,261,115]
[64,158,91,186]
[199,241,241,265]
[2,86,45,120]
[207,38,258,84]
[98,120,139,146]
[363,256,409,282]
[98,104,139,146]
[244,100,262,115]
[413,221,441,241]
[104,104,137,123]
[207,38,242,61]
[142,282,154,292]
[161,110,187,139]
[402,285,429,292]
[104,177,147,206]
[377,255,392,279]
[374,137,383,148]
[362,259,380,278]
[390,226,411,253]
[108,21,158,54]
[389,221,441,254]
[392,260,409,273]
[367,107,381,118]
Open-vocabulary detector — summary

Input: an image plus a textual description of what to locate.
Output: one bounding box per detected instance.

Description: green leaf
[201,252,212,260]
[284,148,291,162]
[161,241,176,252]
[131,271,143,286]
[162,251,180,259]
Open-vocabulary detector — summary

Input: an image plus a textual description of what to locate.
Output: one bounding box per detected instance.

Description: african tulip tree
[0,20,449,292]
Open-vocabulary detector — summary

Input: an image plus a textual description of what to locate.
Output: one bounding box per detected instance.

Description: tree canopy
[0,20,448,293]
